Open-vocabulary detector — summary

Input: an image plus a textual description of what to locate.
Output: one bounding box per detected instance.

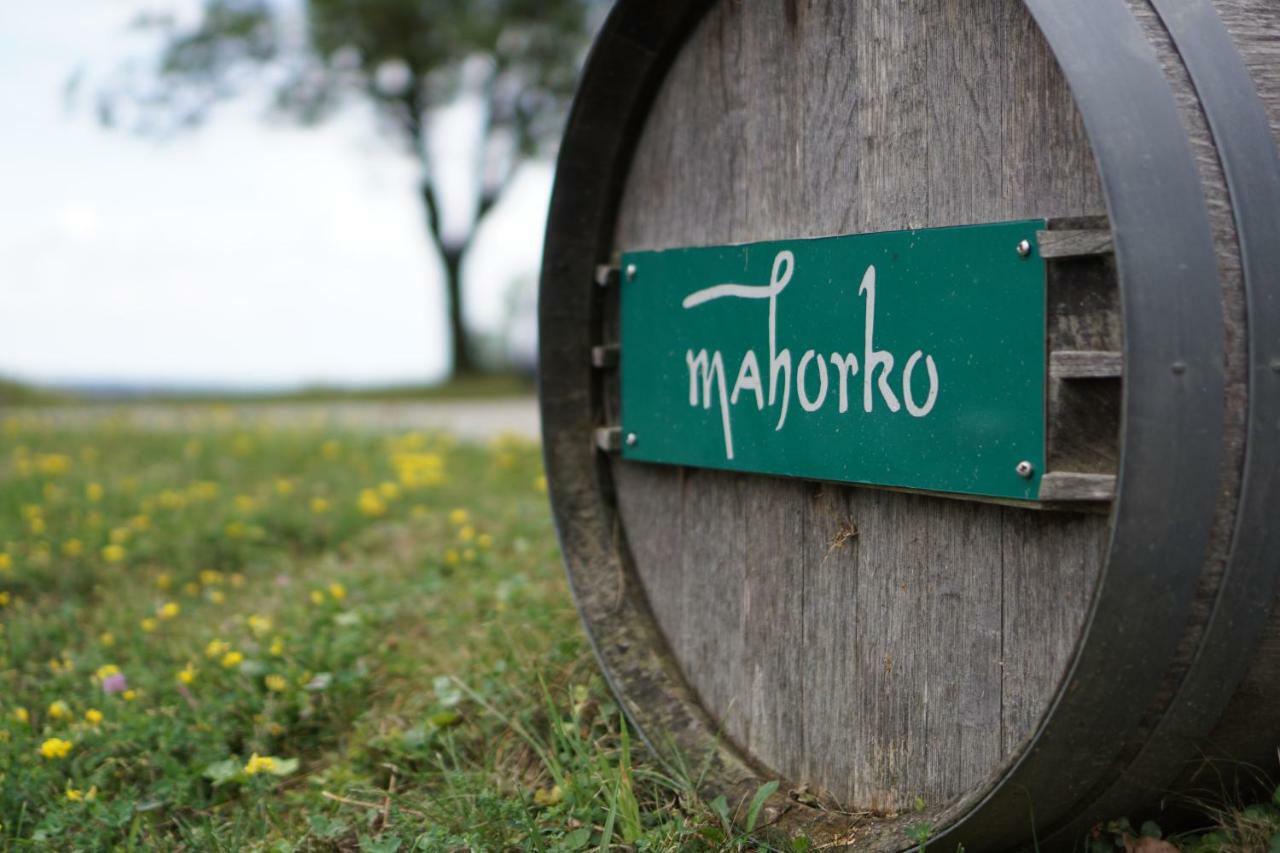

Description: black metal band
[940,0,1227,847]
[1045,0,1280,835]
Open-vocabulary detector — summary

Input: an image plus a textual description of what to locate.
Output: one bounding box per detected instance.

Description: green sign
[619,220,1047,501]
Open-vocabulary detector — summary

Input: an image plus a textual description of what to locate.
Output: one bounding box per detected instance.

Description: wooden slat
[1001,511,1107,752]
[922,0,1009,803]
[1038,472,1117,502]
[1037,228,1113,258]
[1050,350,1123,379]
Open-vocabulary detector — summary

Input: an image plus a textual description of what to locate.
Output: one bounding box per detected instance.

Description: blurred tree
[96,0,597,377]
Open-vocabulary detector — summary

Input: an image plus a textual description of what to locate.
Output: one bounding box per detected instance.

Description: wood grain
[609,0,1111,812]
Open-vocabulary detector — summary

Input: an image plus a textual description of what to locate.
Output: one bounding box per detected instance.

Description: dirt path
[19,397,541,441]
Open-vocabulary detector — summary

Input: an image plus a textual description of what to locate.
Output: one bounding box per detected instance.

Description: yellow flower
[234,495,256,514]
[101,544,126,564]
[243,752,275,775]
[321,440,341,459]
[36,453,71,476]
[48,700,71,720]
[443,548,460,566]
[0,592,9,608]
[247,614,272,636]
[457,525,476,543]
[129,514,150,531]
[274,479,294,496]
[205,639,230,659]
[177,664,197,684]
[477,533,493,550]
[309,589,326,606]
[61,539,83,558]
[269,637,285,657]
[29,517,46,535]
[327,582,347,602]
[534,785,563,806]
[221,651,244,669]
[0,553,10,573]
[99,632,115,648]
[158,601,180,620]
[534,475,548,493]
[357,489,387,517]
[40,737,73,760]
[155,572,172,590]
[264,674,287,692]
[448,508,469,526]
[85,482,104,502]
[199,569,223,586]
[84,708,103,726]
[463,548,476,563]
[12,707,29,724]
[95,664,120,680]
[207,589,226,605]
[122,690,137,702]
[224,521,246,539]
[140,617,158,633]
[378,481,400,500]
[109,527,130,545]
[65,784,96,802]
[310,497,330,514]
[189,480,219,500]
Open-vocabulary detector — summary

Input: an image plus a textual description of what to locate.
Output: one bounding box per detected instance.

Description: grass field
[0,410,1275,852]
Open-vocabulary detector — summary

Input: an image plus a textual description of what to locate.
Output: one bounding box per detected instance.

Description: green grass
[0,411,782,851]
[0,409,1274,852]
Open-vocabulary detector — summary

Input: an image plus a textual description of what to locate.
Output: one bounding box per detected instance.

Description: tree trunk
[440,245,475,377]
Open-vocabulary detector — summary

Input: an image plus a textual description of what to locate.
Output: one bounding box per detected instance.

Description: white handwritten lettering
[681,251,940,459]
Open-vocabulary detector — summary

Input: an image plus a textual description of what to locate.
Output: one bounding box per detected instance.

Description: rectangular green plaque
[619,219,1047,501]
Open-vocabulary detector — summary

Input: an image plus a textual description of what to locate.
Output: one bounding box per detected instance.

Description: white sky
[0,0,551,389]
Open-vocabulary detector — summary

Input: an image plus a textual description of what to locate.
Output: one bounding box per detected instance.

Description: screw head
[625,432,638,447]
[1171,361,1187,375]
[625,263,637,281]
[1016,460,1035,479]
[1016,239,1033,258]
[1270,357,1280,374]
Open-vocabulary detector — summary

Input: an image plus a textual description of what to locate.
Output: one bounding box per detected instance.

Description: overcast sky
[0,0,552,389]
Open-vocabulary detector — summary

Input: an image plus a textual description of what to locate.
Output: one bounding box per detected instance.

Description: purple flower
[102,673,128,694]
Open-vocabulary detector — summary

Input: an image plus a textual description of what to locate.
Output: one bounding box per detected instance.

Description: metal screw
[1171,361,1187,375]
[1016,460,1035,479]
[1270,357,1280,374]
[625,432,638,447]
[1016,239,1032,258]
[625,263,637,281]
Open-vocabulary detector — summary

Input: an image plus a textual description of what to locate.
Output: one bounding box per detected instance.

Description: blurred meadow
[0,411,761,850]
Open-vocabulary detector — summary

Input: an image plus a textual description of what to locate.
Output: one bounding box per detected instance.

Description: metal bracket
[591,344,620,368]
[594,426,622,452]
[595,262,620,288]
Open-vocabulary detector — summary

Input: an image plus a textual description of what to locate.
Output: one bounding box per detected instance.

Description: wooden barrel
[538,1,1280,848]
